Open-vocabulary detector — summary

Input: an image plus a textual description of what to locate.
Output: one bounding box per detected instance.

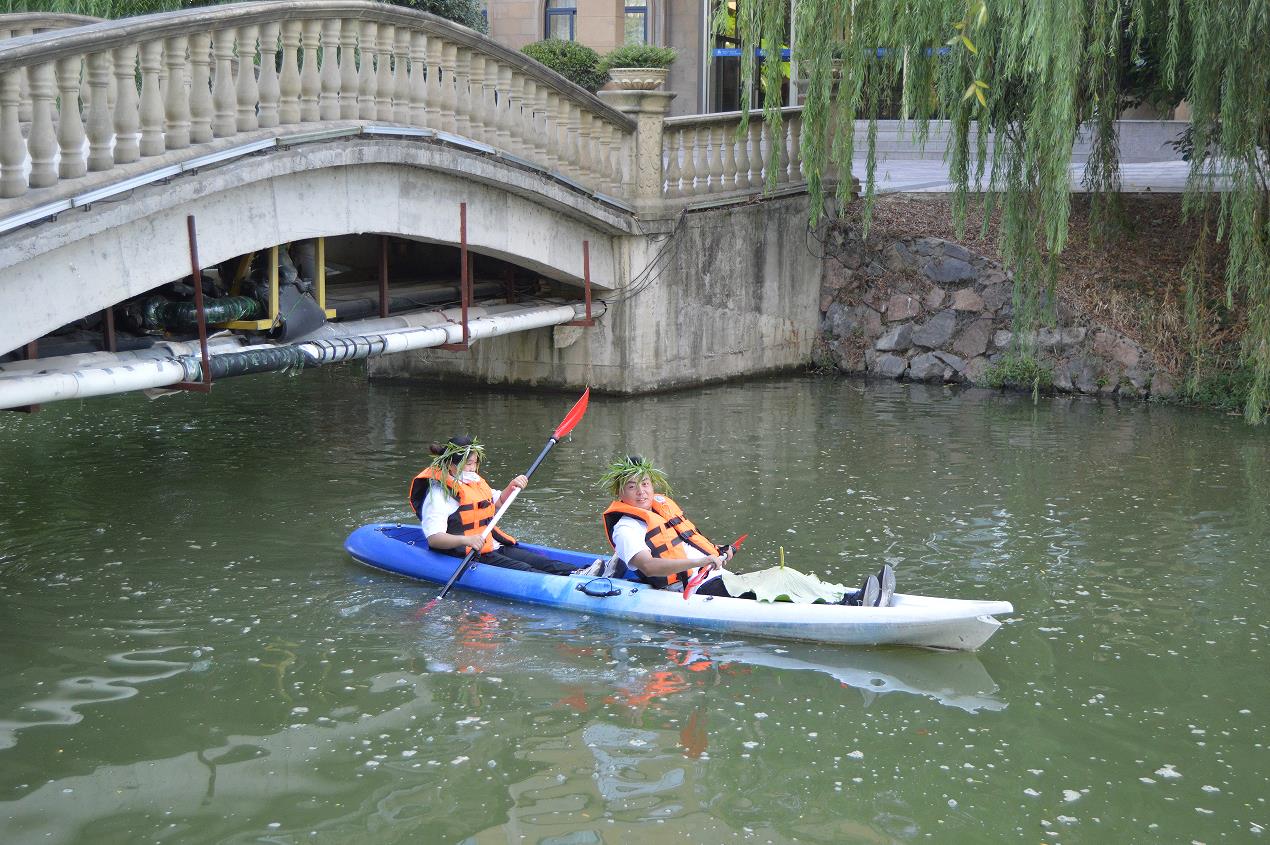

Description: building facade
[484,0,797,118]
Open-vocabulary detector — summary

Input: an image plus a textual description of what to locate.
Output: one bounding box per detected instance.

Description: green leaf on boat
[719,566,849,604]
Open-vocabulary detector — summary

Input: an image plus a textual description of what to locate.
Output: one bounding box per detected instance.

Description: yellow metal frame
[316,237,336,318]
[219,244,279,330]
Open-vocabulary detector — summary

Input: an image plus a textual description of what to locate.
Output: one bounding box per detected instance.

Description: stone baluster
[438,42,458,134]
[683,127,702,194]
[423,35,442,128]
[211,30,236,137]
[698,125,716,191]
[789,114,803,181]
[17,41,32,123]
[373,25,393,121]
[552,94,570,173]
[408,31,427,126]
[86,51,114,171]
[234,25,259,131]
[507,73,527,157]
[712,125,728,190]
[748,120,764,188]
[338,18,359,119]
[495,65,513,149]
[663,128,682,197]
[522,80,545,162]
[596,121,614,191]
[0,71,26,197]
[776,121,791,184]
[112,44,140,164]
[299,20,321,122]
[577,111,595,181]
[278,21,302,124]
[161,36,190,151]
[27,62,58,187]
[320,19,341,120]
[257,23,280,128]
[55,56,87,178]
[732,120,750,188]
[189,34,213,142]
[451,48,471,137]
[467,54,486,141]
[393,27,412,124]
[566,101,583,178]
[357,21,377,119]
[720,121,739,190]
[138,41,165,156]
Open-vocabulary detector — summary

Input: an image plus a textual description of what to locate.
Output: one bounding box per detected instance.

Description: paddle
[683,533,748,600]
[428,388,591,605]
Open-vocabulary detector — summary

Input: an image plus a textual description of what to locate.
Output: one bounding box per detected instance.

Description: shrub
[521,39,607,93]
[385,0,489,34]
[983,354,1054,392]
[599,44,677,71]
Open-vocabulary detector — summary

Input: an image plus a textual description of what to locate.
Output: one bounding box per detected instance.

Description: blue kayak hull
[345,524,1013,650]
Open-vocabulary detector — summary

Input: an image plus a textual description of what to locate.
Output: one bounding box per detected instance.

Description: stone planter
[607,67,670,91]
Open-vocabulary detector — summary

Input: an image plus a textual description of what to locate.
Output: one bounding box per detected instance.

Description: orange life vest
[601,495,719,588]
[408,467,515,554]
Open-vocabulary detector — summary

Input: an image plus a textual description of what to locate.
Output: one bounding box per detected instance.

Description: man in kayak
[409,436,575,576]
[599,455,895,605]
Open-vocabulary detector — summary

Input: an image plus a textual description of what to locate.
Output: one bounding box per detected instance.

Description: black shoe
[877,564,896,607]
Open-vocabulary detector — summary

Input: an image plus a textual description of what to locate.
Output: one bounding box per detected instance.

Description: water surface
[1,369,1265,843]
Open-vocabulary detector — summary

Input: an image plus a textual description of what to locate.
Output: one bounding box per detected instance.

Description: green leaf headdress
[599,455,671,499]
[429,435,485,495]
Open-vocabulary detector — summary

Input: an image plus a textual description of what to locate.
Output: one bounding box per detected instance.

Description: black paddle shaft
[434,437,561,600]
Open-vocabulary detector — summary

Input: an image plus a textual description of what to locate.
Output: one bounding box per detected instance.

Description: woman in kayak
[409,435,575,576]
[599,455,894,605]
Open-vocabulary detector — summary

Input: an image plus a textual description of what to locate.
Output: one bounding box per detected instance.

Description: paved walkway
[860,158,1198,194]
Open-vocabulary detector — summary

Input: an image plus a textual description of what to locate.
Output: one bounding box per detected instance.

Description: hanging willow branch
[735,0,1269,422]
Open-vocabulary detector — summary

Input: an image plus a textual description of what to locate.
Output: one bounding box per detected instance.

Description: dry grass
[861,193,1236,375]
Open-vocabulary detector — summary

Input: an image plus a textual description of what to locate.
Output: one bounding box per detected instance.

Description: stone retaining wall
[814,223,1178,399]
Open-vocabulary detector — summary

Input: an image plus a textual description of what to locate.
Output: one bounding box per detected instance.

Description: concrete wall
[370,194,823,392]
[0,138,635,355]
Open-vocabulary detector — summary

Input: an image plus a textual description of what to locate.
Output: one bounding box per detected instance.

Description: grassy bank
[867,193,1263,417]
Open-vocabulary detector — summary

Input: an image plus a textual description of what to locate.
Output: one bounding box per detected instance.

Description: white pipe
[0,302,602,411]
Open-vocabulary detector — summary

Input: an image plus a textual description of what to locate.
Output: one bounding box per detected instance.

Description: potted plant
[600,44,678,91]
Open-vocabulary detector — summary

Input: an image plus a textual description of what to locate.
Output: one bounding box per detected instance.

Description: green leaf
[975,87,987,107]
[718,566,850,604]
[961,34,978,54]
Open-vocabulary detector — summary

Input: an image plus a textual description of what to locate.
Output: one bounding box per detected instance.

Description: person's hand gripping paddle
[683,533,748,600]
[423,388,590,611]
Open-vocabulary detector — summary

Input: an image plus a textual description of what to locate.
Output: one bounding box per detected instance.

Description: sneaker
[860,574,881,608]
[877,564,896,607]
[571,560,604,577]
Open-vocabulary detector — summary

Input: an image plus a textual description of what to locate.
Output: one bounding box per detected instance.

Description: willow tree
[729,0,1269,421]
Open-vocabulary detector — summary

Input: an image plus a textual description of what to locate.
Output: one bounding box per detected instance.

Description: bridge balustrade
[0,1,635,202]
[662,107,808,200]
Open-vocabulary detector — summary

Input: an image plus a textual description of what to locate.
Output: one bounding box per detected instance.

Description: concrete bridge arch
[0,134,634,354]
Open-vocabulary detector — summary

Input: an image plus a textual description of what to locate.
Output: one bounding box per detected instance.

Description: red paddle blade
[552,387,590,439]
[732,533,749,548]
[683,567,711,600]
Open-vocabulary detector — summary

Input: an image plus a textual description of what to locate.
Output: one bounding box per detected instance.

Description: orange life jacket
[408,467,515,554]
[601,495,719,588]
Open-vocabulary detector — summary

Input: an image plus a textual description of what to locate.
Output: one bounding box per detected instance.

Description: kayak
[345,524,1015,651]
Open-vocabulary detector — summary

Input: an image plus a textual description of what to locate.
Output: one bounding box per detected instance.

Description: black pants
[445,544,575,576]
[693,578,756,600]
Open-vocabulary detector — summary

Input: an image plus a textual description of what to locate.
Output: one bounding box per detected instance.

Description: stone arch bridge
[0,2,833,409]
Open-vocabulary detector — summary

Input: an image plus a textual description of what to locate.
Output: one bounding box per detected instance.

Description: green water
[1,368,1266,844]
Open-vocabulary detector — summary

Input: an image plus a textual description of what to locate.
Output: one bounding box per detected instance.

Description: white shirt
[611,514,713,587]
[420,472,505,550]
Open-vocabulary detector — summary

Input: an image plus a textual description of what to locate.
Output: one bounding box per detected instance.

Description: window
[624,5,648,45]
[545,0,576,41]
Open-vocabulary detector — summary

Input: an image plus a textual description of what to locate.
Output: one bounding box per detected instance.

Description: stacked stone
[817,230,1176,400]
